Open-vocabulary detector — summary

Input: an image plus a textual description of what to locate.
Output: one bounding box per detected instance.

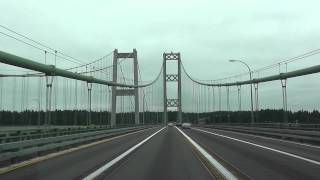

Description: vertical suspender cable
[218,86,221,112]
[212,87,215,112]
[21,77,25,124]
[12,77,17,123]
[38,76,42,125]
[226,86,230,112]
[0,76,3,122]
[74,77,78,125]
[25,77,30,125]
[208,86,210,113]
[237,85,241,111]
[53,50,57,124]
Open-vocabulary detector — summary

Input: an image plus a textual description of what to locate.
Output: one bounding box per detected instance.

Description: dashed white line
[193,128,320,166]
[175,126,238,180]
[83,127,166,180]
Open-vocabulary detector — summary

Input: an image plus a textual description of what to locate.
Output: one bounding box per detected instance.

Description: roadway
[186,127,320,180]
[0,127,162,180]
[0,126,214,180]
[1,125,319,180]
[103,126,213,180]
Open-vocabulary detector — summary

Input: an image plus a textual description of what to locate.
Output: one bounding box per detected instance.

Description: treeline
[0,110,163,126]
[180,109,320,124]
[1,109,319,126]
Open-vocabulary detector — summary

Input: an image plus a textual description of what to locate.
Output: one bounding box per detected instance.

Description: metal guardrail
[199,124,320,144]
[0,125,158,164]
[0,125,148,144]
[206,123,320,131]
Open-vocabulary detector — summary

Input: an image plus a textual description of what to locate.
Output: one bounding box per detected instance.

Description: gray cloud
[0,0,320,111]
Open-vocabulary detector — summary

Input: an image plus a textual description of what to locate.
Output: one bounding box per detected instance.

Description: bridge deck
[0,126,319,180]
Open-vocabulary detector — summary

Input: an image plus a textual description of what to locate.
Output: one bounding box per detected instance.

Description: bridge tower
[163,52,182,124]
[111,49,139,126]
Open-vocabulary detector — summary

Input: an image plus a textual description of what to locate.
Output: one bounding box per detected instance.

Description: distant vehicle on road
[182,123,192,129]
[168,123,174,126]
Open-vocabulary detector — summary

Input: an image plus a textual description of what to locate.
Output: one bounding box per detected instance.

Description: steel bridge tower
[163,52,182,124]
[111,49,139,126]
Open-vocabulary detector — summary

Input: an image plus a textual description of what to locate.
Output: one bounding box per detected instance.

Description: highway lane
[2,125,319,180]
[103,126,214,180]
[0,127,161,180]
[184,127,320,180]
[196,127,320,161]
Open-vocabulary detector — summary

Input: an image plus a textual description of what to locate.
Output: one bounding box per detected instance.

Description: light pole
[229,59,254,124]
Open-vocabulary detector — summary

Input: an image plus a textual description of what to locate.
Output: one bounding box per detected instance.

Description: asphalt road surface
[1,125,319,180]
[184,127,320,180]
[103,127,213,180]
[0,127,162,180]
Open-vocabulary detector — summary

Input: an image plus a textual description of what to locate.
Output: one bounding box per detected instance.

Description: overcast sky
[1,0,320,111]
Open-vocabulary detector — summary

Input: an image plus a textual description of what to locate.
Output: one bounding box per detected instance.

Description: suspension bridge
[0,27,320,180]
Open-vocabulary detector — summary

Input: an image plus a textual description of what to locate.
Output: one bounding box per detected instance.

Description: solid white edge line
[175,126,238,180]
[193,128,320,166]
[202,127,320,149]
[83,127,166,180]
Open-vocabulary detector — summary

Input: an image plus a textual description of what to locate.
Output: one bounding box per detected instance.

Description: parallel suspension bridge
[0,26,320,180]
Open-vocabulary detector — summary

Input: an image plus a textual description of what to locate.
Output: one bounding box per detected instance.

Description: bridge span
[1,25,320,179]
[0,125,319,180]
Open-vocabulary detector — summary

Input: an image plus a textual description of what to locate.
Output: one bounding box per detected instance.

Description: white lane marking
[175,126,237,180]
[83,127,166,180]
[193,128,320,166]
[202,127,320,149]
